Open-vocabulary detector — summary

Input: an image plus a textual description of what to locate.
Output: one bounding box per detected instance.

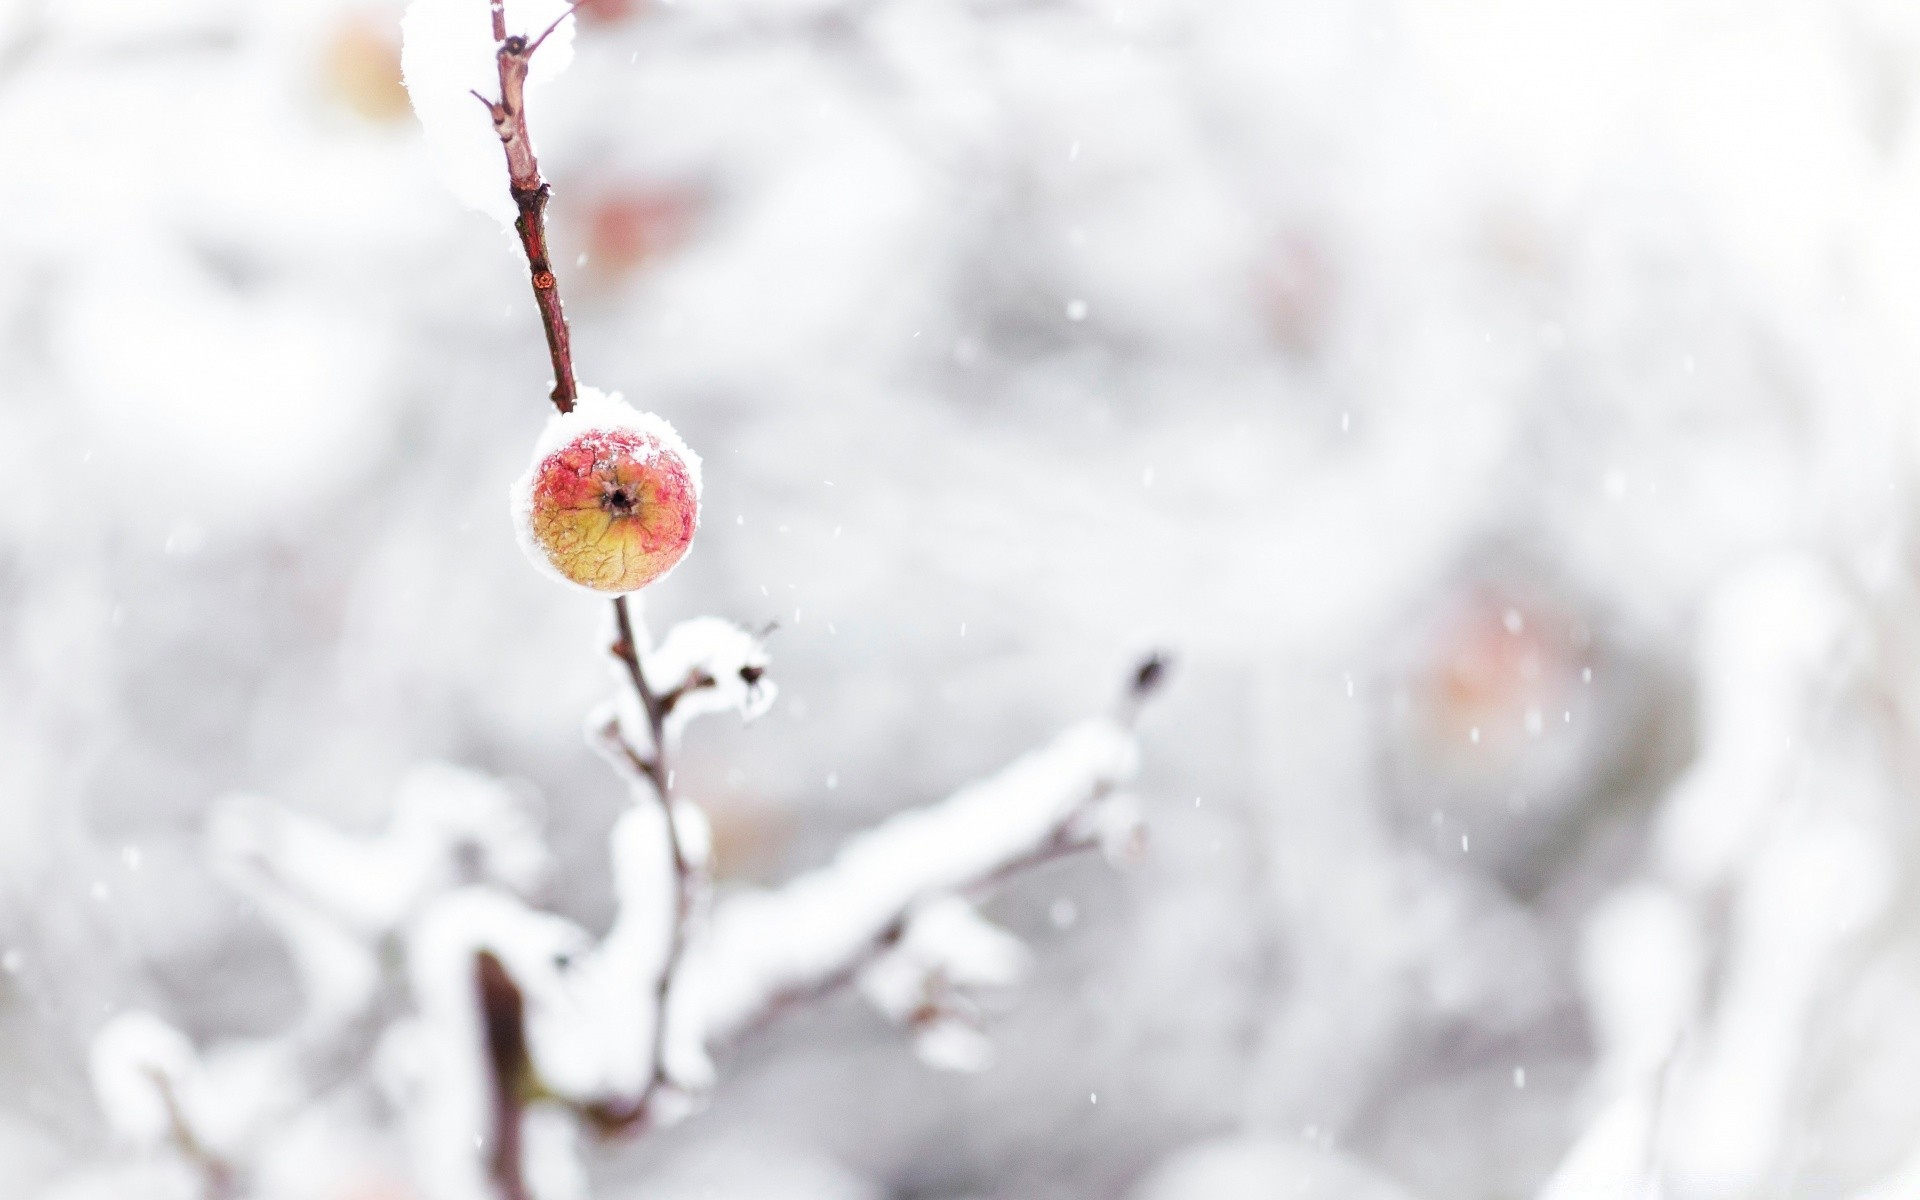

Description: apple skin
[513,390,701,594]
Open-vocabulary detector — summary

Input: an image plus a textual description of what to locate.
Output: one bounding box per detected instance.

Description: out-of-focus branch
[476,952,533,1200]
[150,1069,237,1200]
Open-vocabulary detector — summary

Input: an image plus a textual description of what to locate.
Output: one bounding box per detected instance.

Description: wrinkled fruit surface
[525,426,698,592]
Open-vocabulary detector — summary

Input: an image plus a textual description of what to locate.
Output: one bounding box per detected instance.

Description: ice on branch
[511,389,703,595]
[401,0,576,226]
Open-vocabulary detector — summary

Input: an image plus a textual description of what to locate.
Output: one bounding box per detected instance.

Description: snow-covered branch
[77,6,1166,1198]
[679,714,1145,1052]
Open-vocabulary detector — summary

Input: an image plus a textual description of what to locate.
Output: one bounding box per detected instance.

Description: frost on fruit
[512,389,702,594]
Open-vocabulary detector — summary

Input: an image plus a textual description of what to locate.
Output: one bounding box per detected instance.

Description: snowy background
[6,0,1920,1196]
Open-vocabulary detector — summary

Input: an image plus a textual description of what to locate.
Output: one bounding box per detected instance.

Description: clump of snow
[1580,883,1701,1093]
[671,798,714,871]
[676,718,1136,1044]
[90,1012,199,1150]
[1655,556,1855,889]
[1085,789,1149,866]
[645,617,776,738]
[208,762,549,938]
[519,387,705,498]
[527,802,676,1101]
[590,614,773,770]
[400,0,576,226]
[522,1103,590,1200]
[1545,555,1896,1200]
[880,895,1031,1002]
[858,896,1030,1073]
[1666,817,1893,1198]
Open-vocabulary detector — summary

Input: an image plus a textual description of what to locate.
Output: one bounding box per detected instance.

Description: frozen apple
[512,389,701,593]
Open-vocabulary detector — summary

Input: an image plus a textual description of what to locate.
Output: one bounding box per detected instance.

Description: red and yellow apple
[514,391,701,593]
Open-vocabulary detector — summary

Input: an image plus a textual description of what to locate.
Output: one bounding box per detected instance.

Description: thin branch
[482,3,703,1153]
[477,19,580,412]
[528,1,586,54]
[606,595,700,1112]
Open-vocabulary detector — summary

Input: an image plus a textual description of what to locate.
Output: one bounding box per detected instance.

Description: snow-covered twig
[583,657,1164,1132]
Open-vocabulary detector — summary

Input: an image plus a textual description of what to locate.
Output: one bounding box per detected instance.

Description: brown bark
[476,22,578,412]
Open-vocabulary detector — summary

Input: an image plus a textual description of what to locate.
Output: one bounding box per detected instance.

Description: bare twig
[473,15,579,412]
[606,595,702,1105]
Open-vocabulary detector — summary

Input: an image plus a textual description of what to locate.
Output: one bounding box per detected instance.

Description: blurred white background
[6,0,1920,1196]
